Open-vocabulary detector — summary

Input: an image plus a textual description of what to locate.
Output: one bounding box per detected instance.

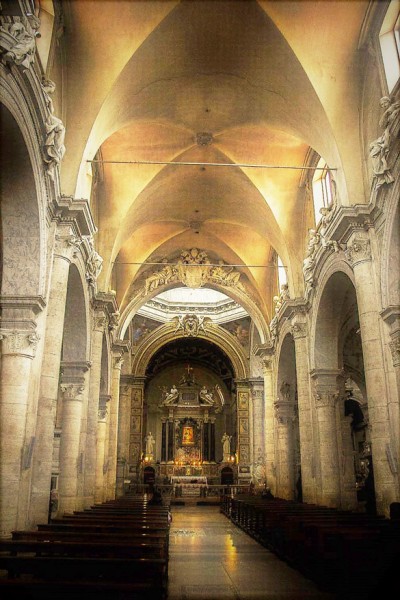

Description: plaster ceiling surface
[60,0,370,326]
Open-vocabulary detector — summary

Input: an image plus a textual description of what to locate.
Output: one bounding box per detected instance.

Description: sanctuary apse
[0,0,400,545]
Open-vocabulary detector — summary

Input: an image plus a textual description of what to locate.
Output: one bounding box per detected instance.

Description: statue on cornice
[161,385,179,405]
[369,95,399,189]
[86,238,103,286]
[199,386,214,405]
[41,78,66,179]
[1,21,37,70]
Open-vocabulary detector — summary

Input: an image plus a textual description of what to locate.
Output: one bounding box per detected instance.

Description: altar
[171,475,208,497]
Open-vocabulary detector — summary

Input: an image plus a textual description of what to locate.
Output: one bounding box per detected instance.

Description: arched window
[35,1,55,73]
[277,255,287,290]
[379,0,400,93]
[312,157,333,225]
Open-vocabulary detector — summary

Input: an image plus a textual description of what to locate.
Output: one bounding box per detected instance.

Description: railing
[127,482,251,499]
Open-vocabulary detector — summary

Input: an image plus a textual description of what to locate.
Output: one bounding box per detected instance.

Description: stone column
[117,376,134,497]
[340,413,358,510]
[258,349,277,493]
[250,378,265,487]
[0,329,40,536]
[57,364,89,515]
[346,231,397,514]
[381,305,400,481]
[291,314,317,503]
[129,378,146,481]
[311,370,341,507]
[235,379,251,484]
[83,311,107,507]
[94,394,110,503]
[274,399,296,499]
[29,230,80,526]
[105,352,124,500]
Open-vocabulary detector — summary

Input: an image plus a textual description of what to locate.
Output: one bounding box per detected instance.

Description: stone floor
[167,505,339,600]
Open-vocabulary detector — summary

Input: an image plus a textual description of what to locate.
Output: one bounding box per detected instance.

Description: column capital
[0,329,40,358]
[291,322,308,339]
[54,232,83,262]
[311,369,344,408]
[274,399,296,424]
[345,231,372,267]
[60,383,85,401]
[254,343,275,373]
[98,394,111,420]
[93,311,108,333]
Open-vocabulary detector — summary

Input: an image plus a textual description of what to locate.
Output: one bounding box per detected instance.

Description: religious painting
[238,392,248,410]
[131,389,142,407]
[131,415,141,433]
[239,417,249,435]
[182,425,194,446]
[131,316,161,346]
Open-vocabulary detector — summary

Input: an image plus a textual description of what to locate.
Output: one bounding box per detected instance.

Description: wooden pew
[0,494,171,599]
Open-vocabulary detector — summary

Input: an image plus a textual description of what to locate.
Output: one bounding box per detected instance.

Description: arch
[0,101,47,299]
[131,322,249,380]
[310,258,356,371]
[62,264,90,362]
[119,282,269,345]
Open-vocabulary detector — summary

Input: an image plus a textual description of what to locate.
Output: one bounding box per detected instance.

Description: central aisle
[167,505,337,600]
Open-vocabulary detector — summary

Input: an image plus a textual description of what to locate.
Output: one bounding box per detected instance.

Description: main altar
[156,366,224,481]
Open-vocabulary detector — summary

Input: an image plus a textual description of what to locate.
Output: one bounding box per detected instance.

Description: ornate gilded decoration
[142,248,247,294]
[172,313,211,337]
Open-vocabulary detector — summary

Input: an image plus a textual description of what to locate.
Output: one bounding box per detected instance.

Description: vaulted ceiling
[59,0,370,329]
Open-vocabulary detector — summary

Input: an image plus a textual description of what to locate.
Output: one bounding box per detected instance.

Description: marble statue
[144,259,175,295]
[222,433,232,458]
[86,238,103,285]
[145,432,155,456]
[3,21,37,69]
[199,386,214,405]
[163,385,179,405]
[369,95,400,188]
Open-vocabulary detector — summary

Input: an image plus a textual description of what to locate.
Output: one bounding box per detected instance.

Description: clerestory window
[379,0,400,93]
[312,158,333,225]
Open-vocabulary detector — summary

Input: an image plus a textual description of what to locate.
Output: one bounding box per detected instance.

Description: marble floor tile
[167,506,338,600]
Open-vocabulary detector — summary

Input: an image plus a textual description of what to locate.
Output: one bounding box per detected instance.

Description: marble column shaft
[117,382,132,496]
[83,313,107,507]
[262,358,277,493]
[275,401,295,499]
[346,231,397,513]
[291,319,317,503]
[29,234,77,526]
[0,331,39,536]
[251,380,265,482]
[313,372,341,507]
[95,395,110,503]
[58,381,86,515]
[106,355,123,500]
